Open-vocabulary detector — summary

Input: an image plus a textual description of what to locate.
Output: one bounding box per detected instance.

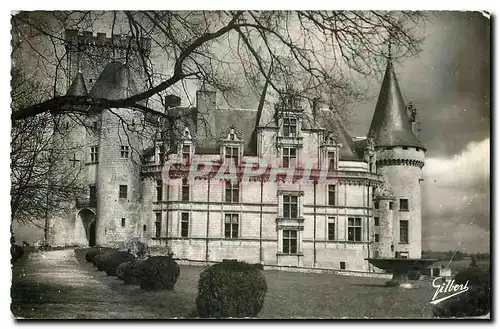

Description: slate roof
[368,59,424,149]
[316,109,363,161]
[196,108,259,156]
[66,72,88,96]
[89,61,139,100]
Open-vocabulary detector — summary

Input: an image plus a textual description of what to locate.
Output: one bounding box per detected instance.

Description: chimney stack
[196,89,216,113]
[165,94,181,109]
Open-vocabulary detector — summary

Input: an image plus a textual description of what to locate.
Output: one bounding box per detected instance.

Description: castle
[47,30,425,272]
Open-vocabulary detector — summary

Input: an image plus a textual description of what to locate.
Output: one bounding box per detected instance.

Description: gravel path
[11,249,161,319]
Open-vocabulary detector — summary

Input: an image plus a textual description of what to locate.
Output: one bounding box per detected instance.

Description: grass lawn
[70,249,436,318]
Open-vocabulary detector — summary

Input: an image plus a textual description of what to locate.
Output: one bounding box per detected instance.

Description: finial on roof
[387,29,394,71]
[367,35,424,150]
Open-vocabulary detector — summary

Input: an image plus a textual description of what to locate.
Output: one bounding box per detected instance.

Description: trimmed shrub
[408,270,420,281]
[93,253,110,271]
[92,249,117,270]
[125,237,148,258]
[116,259,144,284]
[253,263,264,271]
[85,247,115,263]
[85,248,99,263]
[196,260,268,318]
[138,254,180,291]
[101,251,136,276]
[433,266,490,317]
[454,266,490,290]
[11,244,24,265]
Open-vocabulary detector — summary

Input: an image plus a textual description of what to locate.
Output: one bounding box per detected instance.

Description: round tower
[368,56,426,259]
[373,191,395,258]
[48,72,91,246]
[91,62,144,247]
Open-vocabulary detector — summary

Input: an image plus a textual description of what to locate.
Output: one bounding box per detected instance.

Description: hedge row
[137,255,180,291]
[85,248,180,291]
[432,266,490,317]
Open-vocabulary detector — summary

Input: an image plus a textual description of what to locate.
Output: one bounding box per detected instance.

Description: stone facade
[47,30,426,273]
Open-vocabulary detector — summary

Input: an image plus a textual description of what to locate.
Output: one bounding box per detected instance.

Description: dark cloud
[422,137,490,251]
[349,11,490,159]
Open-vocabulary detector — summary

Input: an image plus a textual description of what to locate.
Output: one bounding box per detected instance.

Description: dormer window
[221,128,243,164]
[328,151,336,171]
[283,118,297,137]
[182,127,192,140]
[182,144,191,163]
[225,146,239,164]
[282,147,296,168]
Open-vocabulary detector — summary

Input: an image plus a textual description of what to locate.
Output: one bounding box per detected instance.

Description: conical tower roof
[368,58,423,149]
[66,72,88,96]
[89,61,139,100]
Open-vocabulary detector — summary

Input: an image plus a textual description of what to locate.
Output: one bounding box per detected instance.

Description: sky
[348,11,490,253]
[11,11,491,253]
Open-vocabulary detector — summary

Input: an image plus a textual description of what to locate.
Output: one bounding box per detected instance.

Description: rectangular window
[400,220,409,243]
[328,185,336,206]
[225,181,239,203]
[396,251,409,259]
[181,213,189,237]
[156,180,163,202]
[282,147,296,168]
[225,146,239,164]
[374,217,380,226]
[283,118,297,137]
[92,121,99,134]
[120,145,129,159]
[158,144,165,164]
[89,185,96,204]
[328,152,336,171]
[374,234,380,242]
[121,218,126,227]
[389,201,394,210]
[224,214,239,239]
[155,212,161,238]
[182,144,191,163]
[374,250,380,258]
[374,201,379,209]
[348,217,362,242]
[90,146,98,163]
[400,198,409,211]
[282,229,298,254]
[340,261,346,270]
[119,185,127,199]
[283,195,298,219]
[328,221,335,241]
[181,178,189,201]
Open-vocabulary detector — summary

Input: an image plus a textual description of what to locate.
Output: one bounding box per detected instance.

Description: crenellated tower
[368,55,426,259]
[64,29,151,93]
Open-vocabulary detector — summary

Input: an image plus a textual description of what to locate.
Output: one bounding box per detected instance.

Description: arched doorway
[78,209,97,246]
[88,220,96,246]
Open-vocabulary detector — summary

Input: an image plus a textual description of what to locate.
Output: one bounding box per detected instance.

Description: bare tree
[11,10,426,122]
[10,11,426,231]
[10,69,86,228]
